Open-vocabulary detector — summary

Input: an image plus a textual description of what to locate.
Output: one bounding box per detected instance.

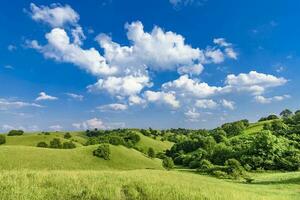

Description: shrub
[162,157,174,170]
[147,147,156,158]
[93,144,110,160]
[109,136,125,145]
[0,135,6,145]
[42,132,50,135]
[62,141,76,149]
[49,138,62,149]
[64,132,72,139]
[225,159,245,179]
[198,159,213,171]
[212,170,227,179]
[37,141,48,148]
[7,130,24,136]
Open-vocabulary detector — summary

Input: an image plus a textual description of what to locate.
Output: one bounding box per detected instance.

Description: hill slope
[134,132,173,153]
[0,145,163,170]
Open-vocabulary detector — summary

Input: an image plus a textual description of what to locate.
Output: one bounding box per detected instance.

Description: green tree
[147,147,156,158]
[225,158,245,179]
[162,157,174,170]
[0,135,6,145]
[93,144,110,160]
[37,141,48,148]
[280,109,293,118]
[49,138,62,149]
[64,132,72,139]
[62,141,76,149]
[7,130,24,136]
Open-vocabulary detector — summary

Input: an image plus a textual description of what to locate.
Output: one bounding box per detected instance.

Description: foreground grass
[0,170,299,200]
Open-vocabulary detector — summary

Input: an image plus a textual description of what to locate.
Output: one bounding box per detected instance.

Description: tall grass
[0,170,299,200]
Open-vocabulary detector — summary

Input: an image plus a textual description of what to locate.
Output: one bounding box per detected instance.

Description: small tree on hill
[147,147,156,158]
[93,144,110,160]
[7,130,24,136]
[0,135,6,145]
[162,157,174,170]
[62,141,76,149]
[49,138,62,149]
[37,141,48,148]
[64,132,72,139]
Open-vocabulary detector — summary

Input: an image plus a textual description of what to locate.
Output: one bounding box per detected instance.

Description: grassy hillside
[0,145,163,170]
[4,132,87,147]
[242,119,278,135]
[134,132,173,153]
[0,170,298,200]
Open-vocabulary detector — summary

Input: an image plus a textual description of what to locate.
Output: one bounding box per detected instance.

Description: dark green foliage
[0,135,6,145]
[37,141,48,148]
[7,130,24,136]
[225,159,245,179]
[93,144,110,160]
[280,109,293,118]
[49,138,62,149]
[162,157,174,170]
[259,114,279,122]
[62,141,76,149]
[108,136,125,145]
[42,132,50,135]
[147,147,155,158]
[64,132,72,139]
[221,120,246,137]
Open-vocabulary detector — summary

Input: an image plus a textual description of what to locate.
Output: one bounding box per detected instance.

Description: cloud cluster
[36,92,58,101]
[0,98,42,110]
[254,95,290,104]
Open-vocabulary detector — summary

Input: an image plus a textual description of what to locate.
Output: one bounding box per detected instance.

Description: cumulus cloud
[35,92,58,101]
[0,98,42,110]
[195,99,218,109]
[144,91,180,109]
[128,95,145,105]
[29,3,79,28]
[72,118,106,130]
[97,103,128,111]
[224,71,287,95]
[66,93,84,101]
[220,99,235,110]
[254,95,290,104]
[162,75,222,98]
[31,28,116,76]
[87,75,151,97]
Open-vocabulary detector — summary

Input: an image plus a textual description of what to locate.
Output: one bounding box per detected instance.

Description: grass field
[0,131,299,200]
[0,170,299,200]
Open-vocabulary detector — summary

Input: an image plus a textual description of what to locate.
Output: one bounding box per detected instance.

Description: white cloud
[72,118,106,130]
[224,71,287,95]
[29,3,79,28]
[195,99,218,109]
[128,95,145,105]
[97,103,128,111]
[66,93,84,101]
[213,38,231,47]
[220,99,235,110]
[144,91,180,109]
[31,28,117,76]
[36,92,58,101]
[184,108,200,122]
[254,95,290,104]
[205,49,224,64]
[87,75,151,97]
[0,98,42,110]
[225,48,237,59]
[1,124,16,131]
[162,75,222,98]
[49,125,63,130]
[4,65,14,70]
[177,63,204,75]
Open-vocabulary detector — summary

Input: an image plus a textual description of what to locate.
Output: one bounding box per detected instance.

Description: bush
[109,136,125,145]
[147,147,156,158]
[7,130,24,136]
[37,141,48,148]
[0,135,6,145]
[62,141,76,149]
[225,159,245,179]
[162,157,174,170]
[212,170,227,178]
[49,138,62,149]
[198,159,213,171]
[93,144,110,160]
[64,132,72,139]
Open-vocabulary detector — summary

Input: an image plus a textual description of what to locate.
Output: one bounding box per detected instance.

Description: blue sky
[1,0,300,131]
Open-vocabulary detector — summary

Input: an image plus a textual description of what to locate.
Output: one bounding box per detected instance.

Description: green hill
[134,132,173,153]
[242,119,279,135]
[0,145,163,170]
